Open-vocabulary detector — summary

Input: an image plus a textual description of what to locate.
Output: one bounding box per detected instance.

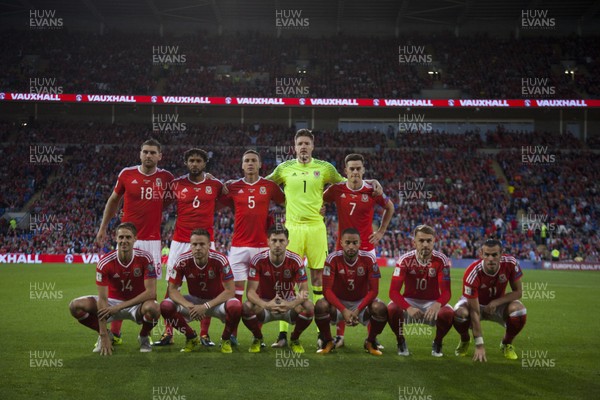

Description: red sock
[160,300,196,338]
[336,321,346,336]
[200,317,211,337]
[315,315,333,342]
[503,314,527,344]
[367,317,387,342]
[242,315,263,339]
[111,319,123,336]
[232,292,244,337]
[453,315,470,342]
[140,315,158,337]
[75,312,99,332]
[163,288,173,336]
[434,307,454,344]
[290,312,313,341]
[222,300,242,340]
[387,302,405,344]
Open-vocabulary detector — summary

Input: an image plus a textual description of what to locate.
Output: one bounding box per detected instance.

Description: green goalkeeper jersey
[267,158,344,224]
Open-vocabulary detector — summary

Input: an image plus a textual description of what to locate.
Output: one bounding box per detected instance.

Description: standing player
[95,139,173,344]
[220,150,285,342]
[453,238,527,362]
[387,225,454,357]
[266,129,382,347]
[155,148,223,347]
[323,153,394,347]
[241,226,314,353]
[69,222,160,355]
[314,228,388,356]
[160,229,241,353]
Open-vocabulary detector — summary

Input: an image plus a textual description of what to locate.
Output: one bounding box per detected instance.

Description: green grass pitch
[1,263,599,400]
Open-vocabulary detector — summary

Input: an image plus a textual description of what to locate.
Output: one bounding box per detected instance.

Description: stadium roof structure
[2,0,600,34]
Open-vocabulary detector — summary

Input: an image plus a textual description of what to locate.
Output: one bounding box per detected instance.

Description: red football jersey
[389,250,452,309]
[168,250,233,299]
[248,250,307,301]
[463,255,523,305]
[114,166,174,240]
[171,174,223,242]
[323,250,381,311]
[96,249,156,301]
[323,182,388,251]
[222,177,284,247]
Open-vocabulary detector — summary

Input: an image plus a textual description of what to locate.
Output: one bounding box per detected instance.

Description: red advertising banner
[1,92,598,108]
[0,253,101,264]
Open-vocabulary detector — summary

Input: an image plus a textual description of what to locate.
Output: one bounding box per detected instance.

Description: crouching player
[242,226,313,354]
[69,222,160,355]
[453,238,527,362]
[315,228,387,356]
[160,229,241,353]
[387,225,454,357]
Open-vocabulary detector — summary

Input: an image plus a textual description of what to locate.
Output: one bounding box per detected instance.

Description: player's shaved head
[116,222,137,236]
[341,227,361,238]
[243,149,261,161]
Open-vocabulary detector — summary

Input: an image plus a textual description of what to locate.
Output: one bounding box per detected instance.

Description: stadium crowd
[1,30,598,98]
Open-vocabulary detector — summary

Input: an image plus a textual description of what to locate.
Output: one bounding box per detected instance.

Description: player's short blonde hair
[413,224,435,237]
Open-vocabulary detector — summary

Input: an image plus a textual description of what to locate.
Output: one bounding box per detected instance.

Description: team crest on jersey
[284,269,292,279]
[206,186,212,194]
[134,268,142,277]
[260,186,266,194]
[357,266,365,276]
[208,270,216,279]
[314,171,320,178]
[323,266,331,276]
[361,194,369,202]
[499,274,507,283]
[156,178,162,187]
[428,267,436,277]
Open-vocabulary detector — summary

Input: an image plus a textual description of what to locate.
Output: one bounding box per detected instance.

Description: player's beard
[189,170,203,180]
